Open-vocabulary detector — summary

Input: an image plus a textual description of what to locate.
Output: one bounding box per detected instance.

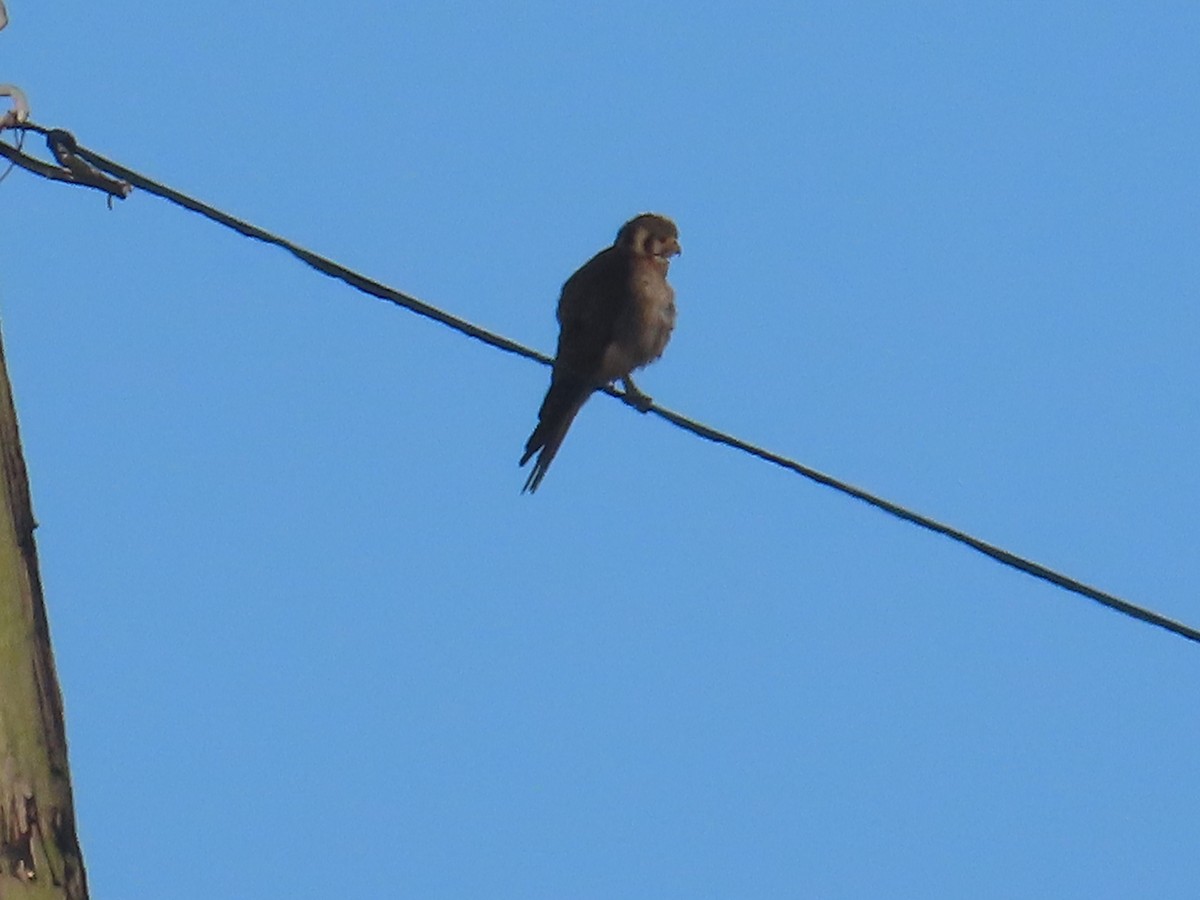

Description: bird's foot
[620,377,654,413]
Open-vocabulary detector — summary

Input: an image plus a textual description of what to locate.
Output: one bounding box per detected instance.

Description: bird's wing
[552,245,632,383]
[519,246,632,492]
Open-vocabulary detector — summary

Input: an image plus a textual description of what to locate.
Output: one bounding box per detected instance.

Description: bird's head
[615,213,682,264]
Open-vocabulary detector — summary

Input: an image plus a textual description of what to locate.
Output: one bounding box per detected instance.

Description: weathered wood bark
[0,327,88,900]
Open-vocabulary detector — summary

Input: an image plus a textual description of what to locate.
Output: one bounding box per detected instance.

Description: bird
[520,213,681,493]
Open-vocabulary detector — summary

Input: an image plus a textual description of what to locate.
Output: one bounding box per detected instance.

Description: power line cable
[4,123,1197,646]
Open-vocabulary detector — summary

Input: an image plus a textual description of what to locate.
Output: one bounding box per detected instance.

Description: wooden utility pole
[0,327,89,899]
[1,3,89,892]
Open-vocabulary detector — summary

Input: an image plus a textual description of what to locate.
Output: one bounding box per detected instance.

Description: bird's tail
[519,374,593,493]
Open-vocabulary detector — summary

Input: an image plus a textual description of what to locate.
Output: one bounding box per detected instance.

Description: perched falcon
[520,213,681,493]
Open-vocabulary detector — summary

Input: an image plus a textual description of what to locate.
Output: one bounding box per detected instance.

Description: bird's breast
[606,270,675,374]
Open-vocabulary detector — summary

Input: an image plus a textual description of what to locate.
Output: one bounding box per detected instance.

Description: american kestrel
[520,213,681,493]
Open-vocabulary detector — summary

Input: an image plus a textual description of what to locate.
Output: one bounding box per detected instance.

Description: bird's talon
[623,388,654,412]
[619,375,655,412]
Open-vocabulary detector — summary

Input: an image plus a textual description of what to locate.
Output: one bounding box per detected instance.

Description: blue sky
[3,3,1199,897]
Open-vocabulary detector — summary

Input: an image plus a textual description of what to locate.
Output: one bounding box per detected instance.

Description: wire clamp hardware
[0,123,131,199]
[46,128,130,197]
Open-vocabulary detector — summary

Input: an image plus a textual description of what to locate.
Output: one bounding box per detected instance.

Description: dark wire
[71,143,552,366]
[13,124,1199,646]
[0,126,24,185]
